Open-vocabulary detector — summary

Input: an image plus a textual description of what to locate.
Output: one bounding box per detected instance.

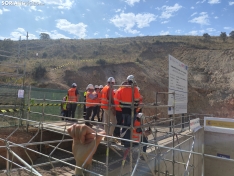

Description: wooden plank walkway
[31,120,191,176]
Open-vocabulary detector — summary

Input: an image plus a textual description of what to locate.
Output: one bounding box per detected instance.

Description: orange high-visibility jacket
[132,120,141,142]
[86,91,97,108]
[100,85,114,109]
[118,86,141,105]
[114,88,122,111]
[118,86,141,114]
[68,88,78,102]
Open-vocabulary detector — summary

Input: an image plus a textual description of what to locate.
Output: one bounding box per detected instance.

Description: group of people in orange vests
[62,75,150,150]
[83,75,150,150]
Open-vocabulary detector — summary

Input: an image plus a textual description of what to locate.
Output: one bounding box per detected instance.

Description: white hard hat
[86,84,94,90]
[94,85,99,89]
[136,113,144,119]
[127,75,134,82]
[99,85,103,89]
[72,83,77,87]
[107,77,115,83]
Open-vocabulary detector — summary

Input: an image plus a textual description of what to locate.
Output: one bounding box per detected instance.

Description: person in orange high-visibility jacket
[100,77,117,136]
[85,84,98,127]
[132,113,150,153]
[113,81,128,137]
[91,85,102,122]
[117,75,141,147]
[67,83,79,119]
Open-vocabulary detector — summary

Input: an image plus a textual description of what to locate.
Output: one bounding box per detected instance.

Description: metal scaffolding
[0,80,224,176]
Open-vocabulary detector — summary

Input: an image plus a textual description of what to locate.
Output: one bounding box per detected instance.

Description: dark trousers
[114,111,123,136]
[122,113,136,147]
[100,108,104,122]
[68,103,77,119]
[85,107,93,125]
[141,136,148,153]
[91,106,101,122]
[61,110,68,120]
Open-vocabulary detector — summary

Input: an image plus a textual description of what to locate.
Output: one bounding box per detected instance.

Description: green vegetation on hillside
[0,35,233,87]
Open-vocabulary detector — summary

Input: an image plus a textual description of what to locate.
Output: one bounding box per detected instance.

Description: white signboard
[168,55,188,114]
[190,118,201,132]
[18,89,24,98]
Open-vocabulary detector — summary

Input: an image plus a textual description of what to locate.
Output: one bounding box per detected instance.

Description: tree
[39,33,50,40]
[220,32,227,42]
[203,33,211,42]
[229,31,234,40]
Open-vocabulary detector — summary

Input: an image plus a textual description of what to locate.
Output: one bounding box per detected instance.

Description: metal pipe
[6,144,42,176]
[184,136,195,175]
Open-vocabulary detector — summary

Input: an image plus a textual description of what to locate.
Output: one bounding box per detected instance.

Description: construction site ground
[0,119,189,176]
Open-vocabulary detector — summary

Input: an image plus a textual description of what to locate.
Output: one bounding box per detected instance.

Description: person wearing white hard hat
[113,81,128,137]
[132,113,150,153]
[85,84,98,127]
[91,85,101,122]
[118,75,141,147]
[100,77,117,137]
[67,83,79,119]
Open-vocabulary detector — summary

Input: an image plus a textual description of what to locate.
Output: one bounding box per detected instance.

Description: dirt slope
[2,36,234,117]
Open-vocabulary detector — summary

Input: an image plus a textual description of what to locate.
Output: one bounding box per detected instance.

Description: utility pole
[21,32,28,122]
[18,36,21,59]
[26,32,28,59]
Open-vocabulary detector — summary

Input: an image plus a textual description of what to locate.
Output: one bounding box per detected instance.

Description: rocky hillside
[0,36,234,117]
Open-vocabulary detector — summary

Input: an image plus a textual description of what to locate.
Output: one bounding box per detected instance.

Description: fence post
[182,113,185,130]
[169,115,172,132]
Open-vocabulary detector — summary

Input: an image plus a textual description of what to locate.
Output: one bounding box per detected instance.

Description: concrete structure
[205,131,234,176]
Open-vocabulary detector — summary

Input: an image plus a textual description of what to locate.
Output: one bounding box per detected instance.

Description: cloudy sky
[0,0,234,40]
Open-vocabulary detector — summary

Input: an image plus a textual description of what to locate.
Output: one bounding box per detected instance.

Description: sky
[0,0,234,40]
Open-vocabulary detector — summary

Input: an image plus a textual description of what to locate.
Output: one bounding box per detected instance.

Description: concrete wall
[204,131,234,176]
[109,128,204,176]
[147,128,204,176]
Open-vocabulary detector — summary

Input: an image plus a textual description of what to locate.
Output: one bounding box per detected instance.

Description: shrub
[96,59,106,66]
[220,32,227,42]
[93,50,99,56]
[152,40,162,45]
[32,64,46,79]
[42,52,47,58]
[203,33,211,42]
[72,54,78,59]
[122,49,128,53]
[229,31,234,40]
[136,58,142,63]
